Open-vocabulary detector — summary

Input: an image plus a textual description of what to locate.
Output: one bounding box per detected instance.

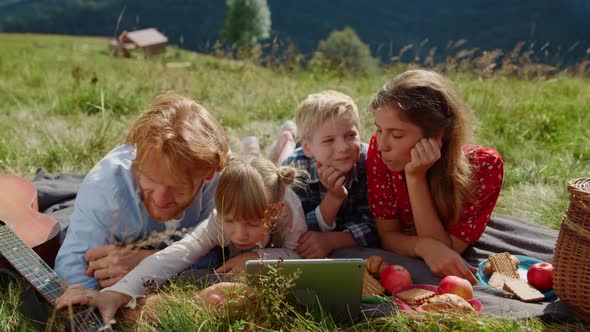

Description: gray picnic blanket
[33,168,85,243]
[31,168,577,322]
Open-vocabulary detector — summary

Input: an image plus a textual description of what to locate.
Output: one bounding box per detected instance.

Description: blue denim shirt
[54,145,218,289]
[282,143,379,248]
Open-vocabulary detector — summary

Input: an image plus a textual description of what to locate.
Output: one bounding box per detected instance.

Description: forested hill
[1,0,589,63]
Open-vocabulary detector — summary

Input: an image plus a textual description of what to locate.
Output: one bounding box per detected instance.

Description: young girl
[367,69,503,284]
[56,155,308,326]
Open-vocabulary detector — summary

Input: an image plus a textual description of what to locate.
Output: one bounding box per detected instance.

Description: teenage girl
[367,69,503,284]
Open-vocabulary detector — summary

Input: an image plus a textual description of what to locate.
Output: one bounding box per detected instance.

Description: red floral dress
[366,133,504,244]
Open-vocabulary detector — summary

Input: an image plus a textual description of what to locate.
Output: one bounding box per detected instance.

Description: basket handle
[568,194,590,213]
[561,214,590,241]
[567,178,590,213]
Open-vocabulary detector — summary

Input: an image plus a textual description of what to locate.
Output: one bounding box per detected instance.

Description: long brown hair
[369,70,475,225]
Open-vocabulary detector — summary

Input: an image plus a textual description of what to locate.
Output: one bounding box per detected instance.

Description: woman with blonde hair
[56,155,308,327]
[367,69,503,284]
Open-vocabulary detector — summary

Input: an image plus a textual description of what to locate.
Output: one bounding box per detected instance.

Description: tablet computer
[245,258,364,322]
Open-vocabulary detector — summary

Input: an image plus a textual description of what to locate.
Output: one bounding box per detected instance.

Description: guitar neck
[0,224,113,331]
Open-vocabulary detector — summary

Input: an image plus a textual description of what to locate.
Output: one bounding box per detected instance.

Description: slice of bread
[395,288,436,305]
[362,269,385,296]
[503,278,545,302]
[488,272,517,289]
[483,254,520,275]
[488,252,519,279]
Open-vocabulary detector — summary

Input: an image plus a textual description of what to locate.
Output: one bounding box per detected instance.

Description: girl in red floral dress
[366,69,503,285]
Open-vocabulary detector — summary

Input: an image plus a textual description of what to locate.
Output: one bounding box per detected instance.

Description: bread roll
[418,293,474,314]
[364,256,389,278]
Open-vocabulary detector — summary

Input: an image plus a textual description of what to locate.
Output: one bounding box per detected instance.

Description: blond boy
[283,91,378,258]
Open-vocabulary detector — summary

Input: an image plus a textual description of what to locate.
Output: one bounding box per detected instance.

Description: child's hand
[418,237,478,285]
[196,282,253,312]
[215,251,259,275]
[316,162,348,199]
[404,138,442,177]
[55,285,130,328]
[295,231,333,258]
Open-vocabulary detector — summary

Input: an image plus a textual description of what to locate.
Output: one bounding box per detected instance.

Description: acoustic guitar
[0,174,113,331]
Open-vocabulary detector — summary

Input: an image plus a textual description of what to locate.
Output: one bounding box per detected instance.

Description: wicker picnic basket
[553,177,590,321]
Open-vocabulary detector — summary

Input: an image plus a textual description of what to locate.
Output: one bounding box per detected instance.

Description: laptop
[245,258,364,322]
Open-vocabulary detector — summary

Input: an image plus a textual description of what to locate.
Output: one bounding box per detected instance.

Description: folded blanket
[31,168,576,321]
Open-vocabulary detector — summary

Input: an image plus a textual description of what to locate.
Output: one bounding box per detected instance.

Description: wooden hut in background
[109,28,168,57]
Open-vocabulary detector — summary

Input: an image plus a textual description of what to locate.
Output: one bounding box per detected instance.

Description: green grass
[1,33,589,330]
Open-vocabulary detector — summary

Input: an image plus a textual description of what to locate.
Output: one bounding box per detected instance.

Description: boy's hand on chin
[295,231,333,258]
[315,162,348,199]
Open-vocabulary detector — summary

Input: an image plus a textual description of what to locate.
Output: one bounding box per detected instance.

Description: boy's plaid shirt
[283,143,379,247]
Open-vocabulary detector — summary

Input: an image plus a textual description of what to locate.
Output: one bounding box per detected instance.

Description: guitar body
[0,174,61,268]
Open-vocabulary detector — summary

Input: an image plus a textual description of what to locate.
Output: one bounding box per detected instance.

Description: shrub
[310,27,379,75]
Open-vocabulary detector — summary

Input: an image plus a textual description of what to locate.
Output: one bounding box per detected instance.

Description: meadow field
[0,33,589,331]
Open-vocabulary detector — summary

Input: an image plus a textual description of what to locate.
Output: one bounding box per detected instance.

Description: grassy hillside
[0,33,589,330]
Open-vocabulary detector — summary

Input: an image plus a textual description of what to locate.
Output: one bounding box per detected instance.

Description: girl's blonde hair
[369,69,475,225]
[295,90,360,141]
[215,155,305,226]
[127,91,229,183]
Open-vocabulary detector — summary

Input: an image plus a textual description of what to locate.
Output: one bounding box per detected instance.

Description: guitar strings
[0,226,66,302]
[0,225,109,330]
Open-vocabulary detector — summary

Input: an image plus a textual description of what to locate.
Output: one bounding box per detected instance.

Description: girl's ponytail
[276,166,296,185]
[276,164,307,192]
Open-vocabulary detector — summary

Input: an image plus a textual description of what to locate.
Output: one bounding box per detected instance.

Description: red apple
[380,265,412,294]
[437,275,473,300]
[527,262,553,292]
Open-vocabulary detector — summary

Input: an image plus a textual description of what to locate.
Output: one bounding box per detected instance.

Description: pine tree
[222,0,271,48]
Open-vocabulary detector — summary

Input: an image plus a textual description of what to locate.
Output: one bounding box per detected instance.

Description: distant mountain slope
[1,0,588,63]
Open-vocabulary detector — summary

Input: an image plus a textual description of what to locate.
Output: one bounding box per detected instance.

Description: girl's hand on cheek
[405,138,442,177]
[316,162,347,199]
